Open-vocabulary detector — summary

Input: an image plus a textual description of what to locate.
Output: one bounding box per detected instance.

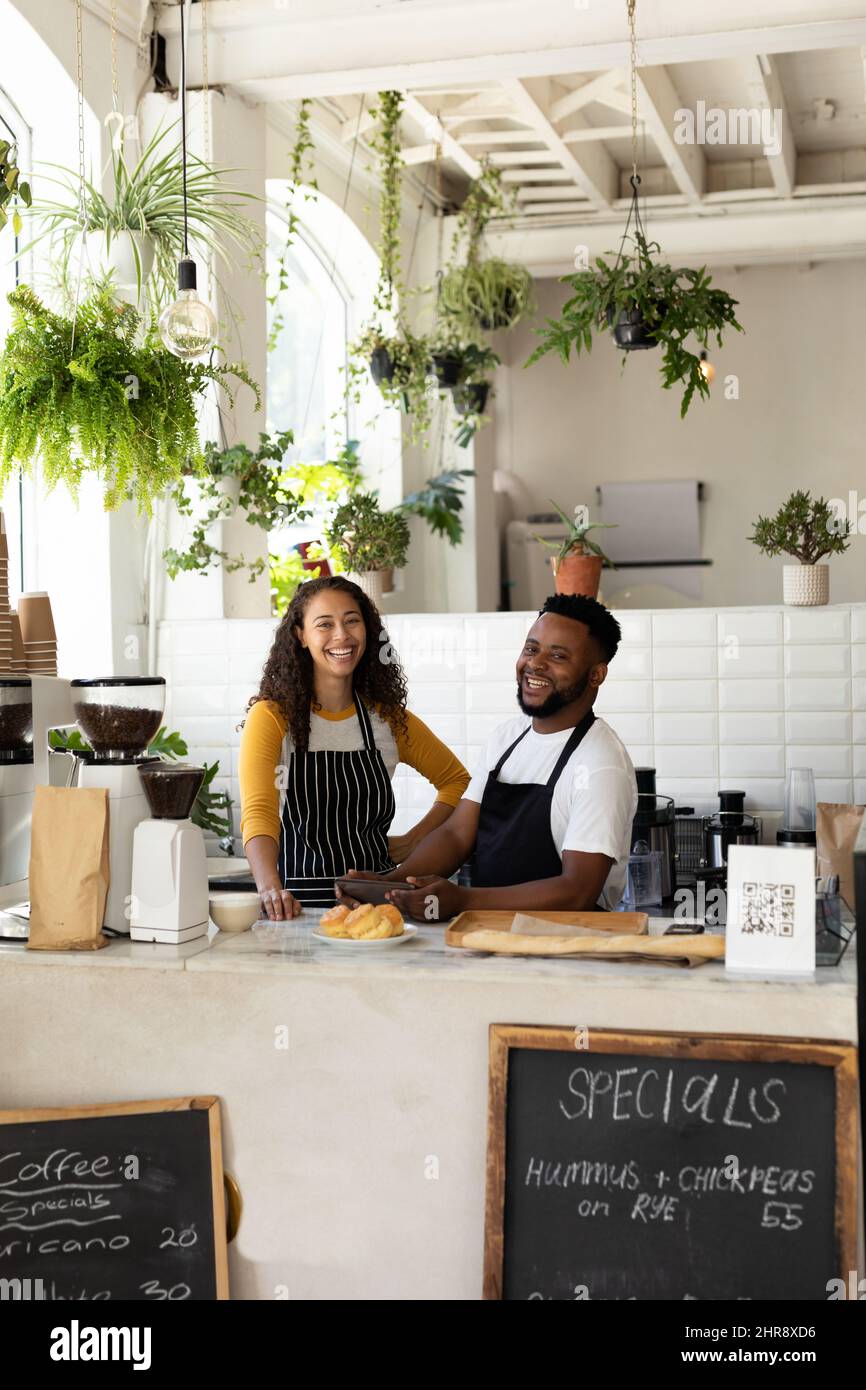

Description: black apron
[279,697,396,908]
[473,710,596,889]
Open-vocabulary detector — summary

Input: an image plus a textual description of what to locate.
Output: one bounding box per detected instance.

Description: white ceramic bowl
[208,892,262,934]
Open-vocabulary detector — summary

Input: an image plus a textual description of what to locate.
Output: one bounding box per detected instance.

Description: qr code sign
[742,881,795,936]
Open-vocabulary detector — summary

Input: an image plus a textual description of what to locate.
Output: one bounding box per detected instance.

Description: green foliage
[349,322,435,446]
[749,490,852,565]
[48,725,232,838]
[23,123,262,317]
[326,491,411,572]
[527,231,742,417]
[439,161,534,337]
[369,91,405,314]
[537,500,618,565]
[269,548,323,615]
[0,286,259,512]
[398,470,474,546]
[268,99,318,351]
[0,137,31,236]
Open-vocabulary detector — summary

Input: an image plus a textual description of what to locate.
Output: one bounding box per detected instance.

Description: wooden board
[483,1026,859,1301]
[0,1096,229,1301]
[445,909,648,948]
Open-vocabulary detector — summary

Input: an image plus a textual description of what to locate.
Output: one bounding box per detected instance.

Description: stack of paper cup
[10,614,26,674]
[19,592,57,675]
[0,512,8,617]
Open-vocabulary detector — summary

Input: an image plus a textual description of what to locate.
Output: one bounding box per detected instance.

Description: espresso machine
[130,763,209,944]
[61,678,166,934]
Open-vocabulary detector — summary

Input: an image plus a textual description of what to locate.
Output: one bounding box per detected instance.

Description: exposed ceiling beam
[401,95,481,179]
[458,129,545,145]
[562,124,639,144]
[488,150,565,166]
[636,66,706,205]
[744,54,797,197]
[517,185,585,201]
[549,70,626,124]
[502,168,575,183]
[401,143,440,167]
[505,78,617,210]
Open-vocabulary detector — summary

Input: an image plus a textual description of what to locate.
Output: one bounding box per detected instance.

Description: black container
[432,353,462,388]
[776,828,817,848]
[138,762,205,820]
[454,381,490,416]
[606,303,664,351]
[630,772,677,899]
[369,347,395,387]
[703,789,760,869]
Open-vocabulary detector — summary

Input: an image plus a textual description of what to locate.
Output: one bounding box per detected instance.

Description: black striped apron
[278,697,396,909]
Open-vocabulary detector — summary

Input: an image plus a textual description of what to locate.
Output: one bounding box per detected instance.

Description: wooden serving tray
[445,909,648,948]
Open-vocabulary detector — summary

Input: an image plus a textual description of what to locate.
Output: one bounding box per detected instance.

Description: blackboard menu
[0,1098,228,1301]
[484,1028,857,1301]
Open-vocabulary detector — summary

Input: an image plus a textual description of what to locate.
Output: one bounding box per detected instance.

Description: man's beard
[516,670,590,718]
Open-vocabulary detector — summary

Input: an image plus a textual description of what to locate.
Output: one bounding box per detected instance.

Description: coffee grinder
[0,678,34,885]
[130,763,209,944]
[66,677,166,934]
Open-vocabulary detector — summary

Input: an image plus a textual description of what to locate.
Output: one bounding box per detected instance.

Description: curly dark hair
[539,592,622,663]
[247,576,409,752]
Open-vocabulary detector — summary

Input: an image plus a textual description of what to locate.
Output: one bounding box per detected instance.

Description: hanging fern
[268,98,318,351]
[0,285,260,512]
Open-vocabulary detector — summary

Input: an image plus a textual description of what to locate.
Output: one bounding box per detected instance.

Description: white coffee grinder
[130,762,209,944]
[0,678,34,886]
[66,677,166,934]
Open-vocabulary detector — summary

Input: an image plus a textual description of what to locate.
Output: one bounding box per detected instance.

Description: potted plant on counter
[0,285,259,511]
[325,491,410,604]
[527,230,742,417]
[748,490,852,606]
[538,502,617,599]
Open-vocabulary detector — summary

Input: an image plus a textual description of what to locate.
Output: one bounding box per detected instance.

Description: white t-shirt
[464,714,638,910]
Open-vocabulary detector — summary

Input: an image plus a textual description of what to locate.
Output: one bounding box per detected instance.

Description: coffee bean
[74,703,163,754]
[138,763,205,819]
[0,702,32,751]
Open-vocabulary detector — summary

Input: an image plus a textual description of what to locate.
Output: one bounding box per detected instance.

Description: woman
[240,576,469,919]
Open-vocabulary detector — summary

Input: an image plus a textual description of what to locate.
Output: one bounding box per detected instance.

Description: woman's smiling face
[295,588,367,678]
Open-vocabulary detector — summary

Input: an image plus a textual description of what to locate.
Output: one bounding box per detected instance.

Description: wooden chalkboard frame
[483,1026,859,1301]
[0,1095,230,1300]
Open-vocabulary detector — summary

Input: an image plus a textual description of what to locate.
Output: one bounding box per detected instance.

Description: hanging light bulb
[159,257,217,359]
[699,350,715,384]
[158,0,217,359]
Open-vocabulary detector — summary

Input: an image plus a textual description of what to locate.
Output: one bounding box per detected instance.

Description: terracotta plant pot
[551,551,603,598]
[783,563,829,606]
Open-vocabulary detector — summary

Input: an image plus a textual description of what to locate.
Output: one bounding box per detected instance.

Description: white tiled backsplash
[157,604,866,850]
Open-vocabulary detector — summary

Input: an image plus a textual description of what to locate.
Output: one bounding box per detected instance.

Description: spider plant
[22,123,262,316]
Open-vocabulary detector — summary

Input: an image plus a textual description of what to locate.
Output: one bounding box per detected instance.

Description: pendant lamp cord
[179,0,189,257]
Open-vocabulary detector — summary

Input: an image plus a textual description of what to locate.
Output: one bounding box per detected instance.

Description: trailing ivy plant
[439,160,534,336]
[0,286,259,511]
[268,98,318,352]
[527,231,743,417]
[164,434,364,581]
[369,90,405,315]
[348,321,435,447]
[0,137,31,236]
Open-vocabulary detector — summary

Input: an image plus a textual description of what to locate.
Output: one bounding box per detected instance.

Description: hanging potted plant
[748,490,852,607]
[325,491,411,605]
[0,285,259,512]
[350,322,434,444]
[537,502,617,599]
[0,137,31,236]
[448,341,500,446]
[439,161,534,337]
[24,123,262,313]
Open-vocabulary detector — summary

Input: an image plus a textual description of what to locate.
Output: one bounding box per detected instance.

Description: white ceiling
[151,0,866,266]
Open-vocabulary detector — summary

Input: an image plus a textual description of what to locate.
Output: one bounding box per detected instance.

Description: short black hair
[538,593,622,663]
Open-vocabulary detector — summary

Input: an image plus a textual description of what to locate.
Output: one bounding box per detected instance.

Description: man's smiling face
[516,612,607,719]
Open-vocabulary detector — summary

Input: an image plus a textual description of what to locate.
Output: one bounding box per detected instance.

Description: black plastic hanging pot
[432,353,463,388]
[369,346,396,386]
[606,302,666,351]
[454,381,490,416]
[479,288,518,332]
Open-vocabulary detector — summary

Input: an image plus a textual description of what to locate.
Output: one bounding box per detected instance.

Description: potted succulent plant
[527,230,742,417]
[325,491,411,605]
[0,138,31,236]
[439,161,534,338]
[538,502,617,599]
[749,490,852,606]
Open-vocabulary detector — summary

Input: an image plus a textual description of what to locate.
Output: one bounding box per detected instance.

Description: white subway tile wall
[157,605,866,846]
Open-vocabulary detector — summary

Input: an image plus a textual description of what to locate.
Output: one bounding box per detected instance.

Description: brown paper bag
[816,801,865,910]
[28,786,110,950]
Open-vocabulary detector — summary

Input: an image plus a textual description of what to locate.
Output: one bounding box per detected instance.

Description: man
[344,593,638,920]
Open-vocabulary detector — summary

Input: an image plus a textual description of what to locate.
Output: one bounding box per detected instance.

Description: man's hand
[388,876,467,923]
[258,883,301,921]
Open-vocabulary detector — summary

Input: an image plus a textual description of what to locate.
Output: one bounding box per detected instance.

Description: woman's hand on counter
[258,883,302,921]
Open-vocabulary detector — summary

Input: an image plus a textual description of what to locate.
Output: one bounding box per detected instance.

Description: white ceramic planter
[349,570,387,606]
[783,563,829,606]
[85,230,155,301]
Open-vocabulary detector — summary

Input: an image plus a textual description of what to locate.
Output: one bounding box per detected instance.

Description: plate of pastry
[313,902,418,947]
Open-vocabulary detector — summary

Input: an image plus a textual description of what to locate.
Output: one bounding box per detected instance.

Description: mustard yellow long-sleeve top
[239,699,469,847]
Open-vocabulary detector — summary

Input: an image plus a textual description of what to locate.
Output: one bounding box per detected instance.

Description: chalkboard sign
[484,1028,858,1301]
[0,1097,229,1300]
